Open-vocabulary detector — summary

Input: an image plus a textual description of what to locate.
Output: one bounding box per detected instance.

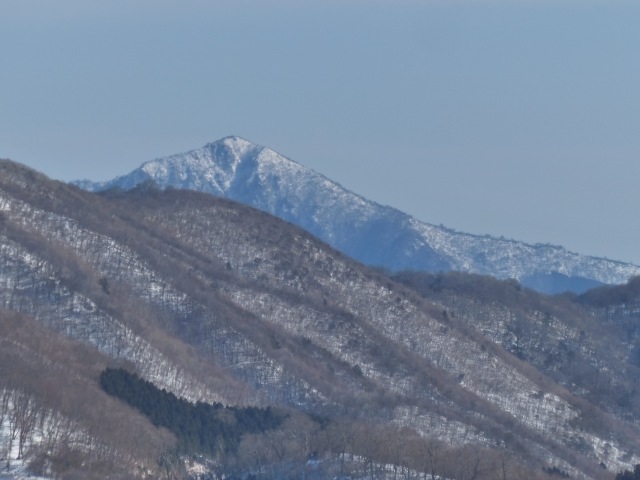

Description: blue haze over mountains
[74,137,640,294]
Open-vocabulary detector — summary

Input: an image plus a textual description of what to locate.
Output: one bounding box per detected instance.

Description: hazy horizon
[2,0,639,264]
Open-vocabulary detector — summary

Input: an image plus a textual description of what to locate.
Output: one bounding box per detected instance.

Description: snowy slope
[76,136,640,293]
[6,158,640,478]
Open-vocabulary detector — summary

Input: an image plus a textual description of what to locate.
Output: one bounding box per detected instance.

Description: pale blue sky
[2,1,640,264]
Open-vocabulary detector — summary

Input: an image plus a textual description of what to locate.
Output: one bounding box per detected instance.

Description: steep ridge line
[74,137,640,294]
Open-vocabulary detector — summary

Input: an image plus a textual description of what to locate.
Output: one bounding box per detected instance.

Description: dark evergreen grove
[99,367,283,457]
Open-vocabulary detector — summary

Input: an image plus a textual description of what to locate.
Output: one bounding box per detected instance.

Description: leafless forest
[1,159,640,479]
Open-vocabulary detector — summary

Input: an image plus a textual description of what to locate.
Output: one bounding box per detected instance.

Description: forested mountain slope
[1,159,639,479]
[75,136,640,294]
[392,271,640,424]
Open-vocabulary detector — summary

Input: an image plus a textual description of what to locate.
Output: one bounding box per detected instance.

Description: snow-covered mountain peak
[129,137,309,197]
[74,137,640,293]
[211,135,259,155]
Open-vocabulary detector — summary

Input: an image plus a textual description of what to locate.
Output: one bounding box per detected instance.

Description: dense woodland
[97,367,548,479]
[2,159,640,479]
[99,367,284,457]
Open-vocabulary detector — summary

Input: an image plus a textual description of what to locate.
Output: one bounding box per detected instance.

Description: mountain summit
[76,136,640,293]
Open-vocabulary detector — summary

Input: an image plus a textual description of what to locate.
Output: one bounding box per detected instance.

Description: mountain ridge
[75,137,640,294]
[3,158,640,478]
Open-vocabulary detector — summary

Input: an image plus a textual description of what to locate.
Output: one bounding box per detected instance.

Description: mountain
[75,136,640,294]
[3,158,640,479]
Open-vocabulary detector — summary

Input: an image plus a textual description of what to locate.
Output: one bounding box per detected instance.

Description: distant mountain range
[75,136,640,293]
